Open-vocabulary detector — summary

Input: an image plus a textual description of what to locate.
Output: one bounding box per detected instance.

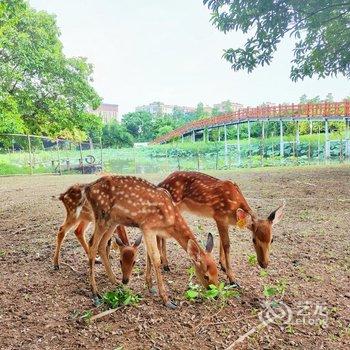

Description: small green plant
[263,279,287,298]
[102,286,141,309]
[81,309,93,322]
[259,269,268,277]
[187,266,196,280]
[0,250,5,257]
[185,282,240,302]
[247,254,257,266]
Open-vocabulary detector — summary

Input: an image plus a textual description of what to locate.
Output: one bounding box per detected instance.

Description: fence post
[279,119,284,161]
[27,134,33,175]
[308,119,312,165]
[248,120,252,167]
[325,118,330,160]
[79,143,84,174]
[236,123,241,166]
[345,118,350,160]
[224,125,228,166]
[100,137,103,172]
[261,121,265,166]
[56,139,62,175]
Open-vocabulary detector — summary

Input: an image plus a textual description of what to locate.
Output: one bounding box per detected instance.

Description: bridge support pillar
[218,127,221,142]
[224,125,228,166]
[192,130,195,142]
[279,119,284,158]
[325,119,330,159]
[345,118,350,159]
[181,134,184,143]
[237,123,241,166]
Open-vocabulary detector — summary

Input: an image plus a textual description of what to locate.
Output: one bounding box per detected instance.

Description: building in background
[136,102,195,116]
[213,101,244,113]
[90,103,119,123]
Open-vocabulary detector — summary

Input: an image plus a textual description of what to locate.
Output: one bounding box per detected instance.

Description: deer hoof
[230,281,241,289]
[53,265,59,270]
[92,294,102,306]
[219,262,226,273]
[95,257,102,265]
[163,265,171,272]
[165,300,177,309]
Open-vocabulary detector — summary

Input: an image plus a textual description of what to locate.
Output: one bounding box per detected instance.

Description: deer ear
[115,236,126,247]
[187,239,201,264]
[133,235,142,247]
[205,233,214,253]
[268,201,285,226]
[236,208,253,228]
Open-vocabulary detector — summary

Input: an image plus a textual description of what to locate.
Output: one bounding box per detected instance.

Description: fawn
[83,175,219,308]
[53,184,142,284]
[158,171,285,285]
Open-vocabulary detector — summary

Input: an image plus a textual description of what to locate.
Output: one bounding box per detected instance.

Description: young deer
[53,184,142,285]
[84,175,218,308]
[158,171,285,285]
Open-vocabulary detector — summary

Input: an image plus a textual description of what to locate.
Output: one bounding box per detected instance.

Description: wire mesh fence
[0,133,349,176]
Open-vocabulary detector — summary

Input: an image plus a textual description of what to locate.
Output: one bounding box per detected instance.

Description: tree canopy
[0,0,102,140]
[204,0,350,81]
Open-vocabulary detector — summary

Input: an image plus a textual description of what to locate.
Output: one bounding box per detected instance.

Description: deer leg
[219,239,227,272]
[144,232,176,309]
[53,219,77,269]
[74,220,90,257]
[145,252,155,294]
[157,237,170,272]
[215,219,237,284]
[98,225,118,285]
[88,220,106,304]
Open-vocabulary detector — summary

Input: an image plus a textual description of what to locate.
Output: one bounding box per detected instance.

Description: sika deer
[158,171,285,285]
[83,175,218,308]
[53,184,142,285]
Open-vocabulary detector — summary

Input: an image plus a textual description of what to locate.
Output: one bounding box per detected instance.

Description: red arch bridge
[151,101,350,161]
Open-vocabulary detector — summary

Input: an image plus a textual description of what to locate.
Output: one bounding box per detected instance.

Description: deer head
[236,202,285,268]
[187,232,219,288]
[114,232,142,285]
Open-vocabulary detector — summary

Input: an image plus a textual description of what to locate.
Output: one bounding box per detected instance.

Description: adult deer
[158,171,285,285]
[84,175,218,308]
[53,184,142,285]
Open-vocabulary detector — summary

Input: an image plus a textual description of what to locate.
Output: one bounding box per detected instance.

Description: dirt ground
[0,164,349,350]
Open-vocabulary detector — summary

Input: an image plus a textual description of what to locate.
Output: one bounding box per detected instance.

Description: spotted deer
[53,184,142,285]
[83,175,218,308]
[158,171,285,285]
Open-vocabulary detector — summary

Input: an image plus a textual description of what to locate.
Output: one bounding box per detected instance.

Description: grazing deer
[53,184,142,285]
[84,175,218,308]
[158,171,285,285]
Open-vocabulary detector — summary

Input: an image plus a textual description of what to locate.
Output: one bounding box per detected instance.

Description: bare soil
[0,165,349,350]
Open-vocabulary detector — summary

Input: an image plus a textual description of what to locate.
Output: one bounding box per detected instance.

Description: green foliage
[262,279,287,298]
[204,0,350,80]
[247,254,258,266]
[102,286,141,309]
[81,309,93,322]
[185,282,240,302]
[102,121,133,148]
[0,0,101,137]
[259,269,268,278]
[122,111,154,142]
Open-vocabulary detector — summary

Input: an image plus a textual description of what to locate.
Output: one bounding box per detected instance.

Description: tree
[204,0,350,81]
[121,111,154,141]
[0,0,101,136]
[102,121,133,148]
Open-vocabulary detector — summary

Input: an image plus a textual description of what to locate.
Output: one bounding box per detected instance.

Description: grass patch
[102,285,141,309]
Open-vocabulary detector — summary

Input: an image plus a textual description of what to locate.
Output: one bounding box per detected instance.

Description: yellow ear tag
[236,218,246,229]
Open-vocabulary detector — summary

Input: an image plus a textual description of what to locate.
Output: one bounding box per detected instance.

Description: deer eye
[252,238,256,244]
[204,275,209,281]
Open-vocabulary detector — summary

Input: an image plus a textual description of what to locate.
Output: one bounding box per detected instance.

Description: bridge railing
[152,101,350,144]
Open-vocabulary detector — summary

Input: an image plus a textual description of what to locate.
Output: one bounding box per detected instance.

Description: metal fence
[0,133,349,176]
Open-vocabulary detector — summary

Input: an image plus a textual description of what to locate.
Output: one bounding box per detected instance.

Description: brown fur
[84,175,218,306]
[158,171,285,281]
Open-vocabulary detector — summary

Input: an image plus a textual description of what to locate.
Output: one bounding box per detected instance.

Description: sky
[30,0,349,116]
